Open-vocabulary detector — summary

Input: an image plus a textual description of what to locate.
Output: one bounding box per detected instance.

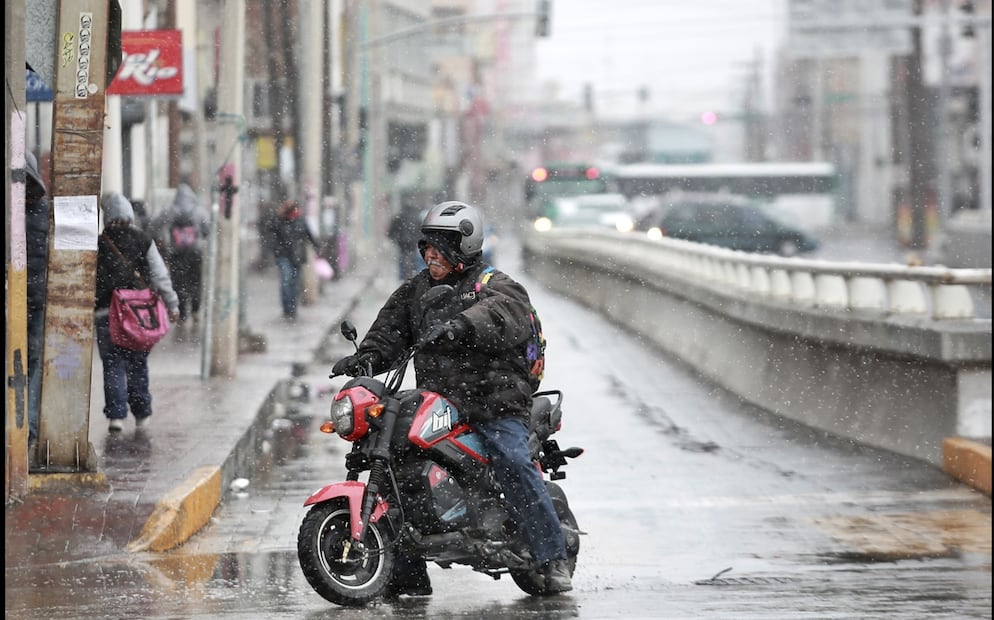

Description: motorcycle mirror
[340,321,358,343]
[421,284,456,309]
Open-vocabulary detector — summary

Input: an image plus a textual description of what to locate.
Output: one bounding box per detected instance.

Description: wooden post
[37,0,111,472]
[6,0,30,499]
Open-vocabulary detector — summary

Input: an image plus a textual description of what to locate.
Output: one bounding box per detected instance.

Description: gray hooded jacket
[151,183,211,253]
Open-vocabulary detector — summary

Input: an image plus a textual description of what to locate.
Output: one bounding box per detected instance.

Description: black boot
[542,559,573,593]
[384,555,433,598]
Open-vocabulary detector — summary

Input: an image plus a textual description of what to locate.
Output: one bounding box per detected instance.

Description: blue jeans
[473,417,568,564]
[275,257,302,318]
[95,313,152,421]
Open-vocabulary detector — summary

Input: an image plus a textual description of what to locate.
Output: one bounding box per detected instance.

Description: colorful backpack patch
[170,213,199,252]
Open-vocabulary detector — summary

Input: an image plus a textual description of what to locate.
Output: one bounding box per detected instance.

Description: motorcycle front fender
[303,480,391,540]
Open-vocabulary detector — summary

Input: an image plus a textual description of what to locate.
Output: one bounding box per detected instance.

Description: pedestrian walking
[95,193,180,432]
[270,199,321,320]
[388,202,426,279]
[252,200,280,272]
[149,182,210,325]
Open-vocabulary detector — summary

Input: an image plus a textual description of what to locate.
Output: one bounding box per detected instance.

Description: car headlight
[329,394,355,437]
[615,215,634,233]
[533,217,553,232]
[647,227,663,240]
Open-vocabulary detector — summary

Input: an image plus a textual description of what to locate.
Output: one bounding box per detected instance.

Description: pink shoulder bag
[103,236,170,351]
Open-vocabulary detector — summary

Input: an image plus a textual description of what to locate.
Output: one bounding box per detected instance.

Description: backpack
[477,266,546,392]
[169,212,199,252]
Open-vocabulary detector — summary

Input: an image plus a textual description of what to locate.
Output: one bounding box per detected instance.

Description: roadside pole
[6,0,30,499]
[207,0,244,377]
[37,0,113,472]
[299,0,324,306]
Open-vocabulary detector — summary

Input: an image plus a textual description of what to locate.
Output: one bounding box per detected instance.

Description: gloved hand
[421,317,469,347]
[332,352,378,377]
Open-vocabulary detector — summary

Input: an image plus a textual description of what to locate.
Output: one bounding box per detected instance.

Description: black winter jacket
[357,263,536,424]
[95,226,179,314]
[271,216,320,266]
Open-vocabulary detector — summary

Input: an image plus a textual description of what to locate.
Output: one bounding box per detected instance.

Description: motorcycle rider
[332,200,573,596]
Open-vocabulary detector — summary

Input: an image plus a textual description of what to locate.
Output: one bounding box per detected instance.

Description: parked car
[533,193,635,233]
[634,193,819,256]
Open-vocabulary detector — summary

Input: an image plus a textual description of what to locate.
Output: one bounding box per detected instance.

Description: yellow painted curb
[942,438,992,497]
[127,465,222,552]
[28,471,109,493]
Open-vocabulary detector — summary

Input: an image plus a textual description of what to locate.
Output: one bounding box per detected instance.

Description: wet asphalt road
[5,251,992,619]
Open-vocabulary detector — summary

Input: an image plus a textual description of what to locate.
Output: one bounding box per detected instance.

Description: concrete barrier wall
[523,231,992,467]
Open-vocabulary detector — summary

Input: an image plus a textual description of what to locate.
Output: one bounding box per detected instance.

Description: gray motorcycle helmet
[419,201,485,263]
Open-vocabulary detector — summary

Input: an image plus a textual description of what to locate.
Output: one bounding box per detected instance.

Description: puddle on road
[811,509,993,560]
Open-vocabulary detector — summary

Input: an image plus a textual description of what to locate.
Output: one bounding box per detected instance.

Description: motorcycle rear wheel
[510,481,580,595]
[297,498,394,606]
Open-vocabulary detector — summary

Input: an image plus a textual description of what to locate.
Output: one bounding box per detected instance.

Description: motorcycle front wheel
[510,481,580,596]
[297,498,394,606]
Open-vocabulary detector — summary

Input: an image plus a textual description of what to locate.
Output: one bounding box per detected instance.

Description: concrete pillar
[7,0,30,496]
[858,52,893,226]
[117,0,145,202]
[300,0,324,305]
[207,0,244,377]
[39,0,113,472]
[102,97,124,193]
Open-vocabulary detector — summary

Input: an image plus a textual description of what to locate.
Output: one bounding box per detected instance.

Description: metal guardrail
[526,230,993,321]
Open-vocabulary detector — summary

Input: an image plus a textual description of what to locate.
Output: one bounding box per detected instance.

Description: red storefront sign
[107,30,184,96]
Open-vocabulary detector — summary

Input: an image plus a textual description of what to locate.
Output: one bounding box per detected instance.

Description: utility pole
[206,0,244,377]
[7,0,30,498]
[908,0,936,249]
[167,0,182,187]
[262,0,288,201]
[980,5,992,216]
[935,0,953,231]
[299,0,323,306]
[38,0,114,472]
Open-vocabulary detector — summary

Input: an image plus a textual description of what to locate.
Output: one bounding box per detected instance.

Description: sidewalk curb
[27,471,109,493]
[942,437,992,496]
[127,465,222,552]
[126,265,380,553]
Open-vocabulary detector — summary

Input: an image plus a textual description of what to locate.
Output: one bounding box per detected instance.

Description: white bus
[611,162,840,230]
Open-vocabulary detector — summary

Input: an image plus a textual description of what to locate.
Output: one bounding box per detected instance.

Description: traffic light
[535,0,551,37]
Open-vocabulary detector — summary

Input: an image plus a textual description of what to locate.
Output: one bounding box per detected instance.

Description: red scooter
[296,303,583,607]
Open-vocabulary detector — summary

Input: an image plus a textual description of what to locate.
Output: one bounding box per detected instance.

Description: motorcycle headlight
[329,395,355,437]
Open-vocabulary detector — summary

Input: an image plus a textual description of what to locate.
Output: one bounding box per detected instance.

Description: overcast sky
[533,0,785,122]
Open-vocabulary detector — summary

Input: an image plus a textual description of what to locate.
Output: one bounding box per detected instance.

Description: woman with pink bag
[94,193,180,433]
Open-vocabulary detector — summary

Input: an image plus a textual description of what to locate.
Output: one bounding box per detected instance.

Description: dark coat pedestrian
[270,200,321,319]
[149,183,210,324]
[388,204,425,279]
[95,193,180,433]
[252,201,280,272]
